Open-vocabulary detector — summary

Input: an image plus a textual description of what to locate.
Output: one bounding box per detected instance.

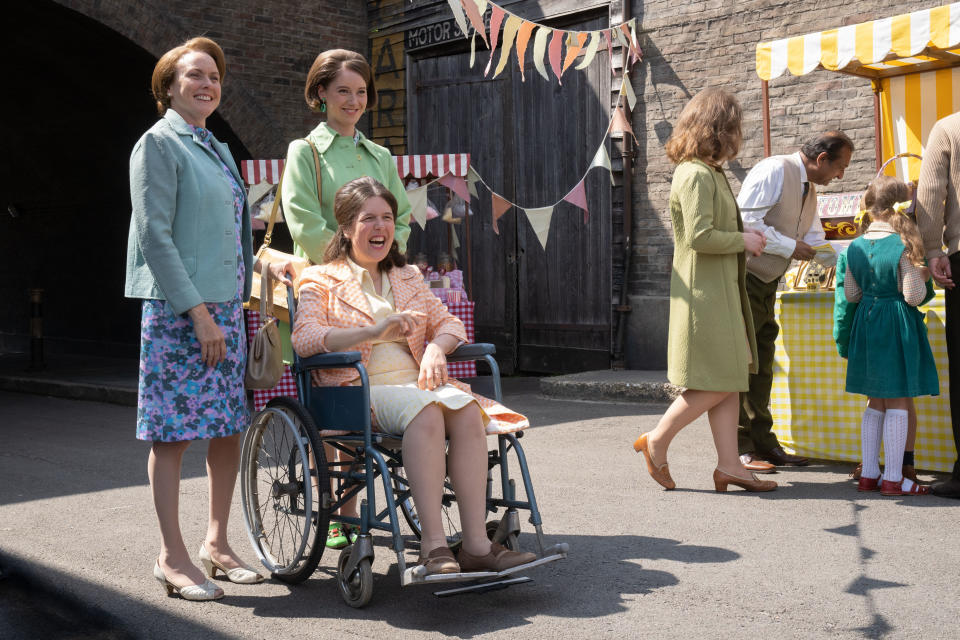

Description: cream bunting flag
[493,15,522,78]
[406,184,430,229]
[448,0,469,39]
[491,192,513,234]
[525,206,554,249]
[575,31,601,70]
[466,166,481,198]
[621,76,637,111]
[532,26,552,81]
[589,142,614,183]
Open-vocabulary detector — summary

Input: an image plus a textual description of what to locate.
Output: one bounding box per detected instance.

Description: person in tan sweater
[916,111,960,499]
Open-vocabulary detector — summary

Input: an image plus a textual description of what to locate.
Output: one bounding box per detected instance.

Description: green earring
[320,99,326,113]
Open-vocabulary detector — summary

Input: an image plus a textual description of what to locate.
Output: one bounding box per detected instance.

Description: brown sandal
[457,542,536,573]
[419,547,459,575]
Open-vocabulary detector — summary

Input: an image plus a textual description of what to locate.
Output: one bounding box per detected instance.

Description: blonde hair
[322,177,406,270]
[859,175,925,267]
[151,37,225,116]
[665,87,742,165]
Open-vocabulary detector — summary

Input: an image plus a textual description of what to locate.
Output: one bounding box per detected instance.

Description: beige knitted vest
[745,153,819,282]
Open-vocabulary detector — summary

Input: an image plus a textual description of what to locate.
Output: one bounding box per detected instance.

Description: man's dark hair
[800,130,854,161]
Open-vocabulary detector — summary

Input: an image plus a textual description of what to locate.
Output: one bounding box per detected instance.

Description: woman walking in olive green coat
[633,88,777,493]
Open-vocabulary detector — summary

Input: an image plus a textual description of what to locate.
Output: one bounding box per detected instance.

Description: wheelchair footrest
[400,549,567,587]
[433,576,532,597]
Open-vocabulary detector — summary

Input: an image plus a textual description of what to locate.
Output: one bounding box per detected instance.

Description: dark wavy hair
[665,87,742,166]
[323,177,406,270]
[800,130,854,162]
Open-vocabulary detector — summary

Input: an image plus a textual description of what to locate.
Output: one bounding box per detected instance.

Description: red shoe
[857,476,880,492]
[880,479,931,496]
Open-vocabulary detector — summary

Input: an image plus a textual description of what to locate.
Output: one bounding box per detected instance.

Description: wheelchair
[239,288,567,607]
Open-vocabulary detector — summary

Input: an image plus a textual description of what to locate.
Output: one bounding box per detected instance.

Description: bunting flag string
[451,0,641,83]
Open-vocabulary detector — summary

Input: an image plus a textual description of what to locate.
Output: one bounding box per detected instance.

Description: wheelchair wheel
[240,396,329,584]
[486,519,520,551]
[393,468,462,551]
[337,547,373,608]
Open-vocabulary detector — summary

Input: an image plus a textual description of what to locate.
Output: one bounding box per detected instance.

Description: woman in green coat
[633,88,776,493]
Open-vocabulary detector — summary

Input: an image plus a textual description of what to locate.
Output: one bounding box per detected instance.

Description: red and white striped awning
[241,154,471,185]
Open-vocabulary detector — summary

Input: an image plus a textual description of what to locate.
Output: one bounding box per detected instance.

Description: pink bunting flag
[438,173,471,202]
[609,105,638,143]
[491,192,513,234]
[621,23,641,67]
[548,29,565,83]
[563,180,589,223]
[484,5,506,76]
[462,0,488,47]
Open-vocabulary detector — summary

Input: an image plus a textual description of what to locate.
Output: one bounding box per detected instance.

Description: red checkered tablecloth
[246,301,476,411]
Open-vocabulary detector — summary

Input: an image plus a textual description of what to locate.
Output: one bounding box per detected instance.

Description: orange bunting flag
[515,20,537,81]
[563,180,589,224]
[461,0,488,47]
[484,5,506,76]
[548,29,565,82]
[491,193,513,235]
[609,105,638,143]
[561,32,589,75]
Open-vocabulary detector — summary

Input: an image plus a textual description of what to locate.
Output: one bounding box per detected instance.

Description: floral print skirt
[136,297,249,442]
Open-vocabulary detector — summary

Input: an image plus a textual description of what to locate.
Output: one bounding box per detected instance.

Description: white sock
[860,407,884,480]
[881,409,909,484]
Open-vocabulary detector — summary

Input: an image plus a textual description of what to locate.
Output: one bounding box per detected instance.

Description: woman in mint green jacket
[282,49,412,549]
[633,88,776,493]
[282,49,412,264]
[125,37,291,601]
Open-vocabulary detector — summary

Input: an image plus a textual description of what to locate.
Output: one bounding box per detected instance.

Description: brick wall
[624,0,938,367]
[55,0,368,157]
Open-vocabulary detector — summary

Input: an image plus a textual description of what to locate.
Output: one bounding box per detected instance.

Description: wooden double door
[406,12,611,374]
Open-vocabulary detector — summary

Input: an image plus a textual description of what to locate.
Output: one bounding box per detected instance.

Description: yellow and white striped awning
[757,3,960,81]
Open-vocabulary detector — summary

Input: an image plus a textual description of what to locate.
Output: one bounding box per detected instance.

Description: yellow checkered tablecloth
[770,290,957,472]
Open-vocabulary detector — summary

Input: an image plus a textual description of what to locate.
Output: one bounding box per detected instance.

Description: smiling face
[317,67,368,136]
[346,196,395,272]
[168,51,221,127]
[808,145,852,186]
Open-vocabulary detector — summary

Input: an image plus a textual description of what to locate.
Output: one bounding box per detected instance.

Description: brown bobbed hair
[665,87,742,166]
[323,177,406,270]
[304,49,377,113]
[151,37,225,116]
[859,175,924,267]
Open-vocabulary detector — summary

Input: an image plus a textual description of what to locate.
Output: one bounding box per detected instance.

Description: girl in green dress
[843,175,937,496]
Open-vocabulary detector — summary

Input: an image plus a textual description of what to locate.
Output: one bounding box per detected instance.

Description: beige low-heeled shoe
[153,562,223,601]
[198,544,264,584]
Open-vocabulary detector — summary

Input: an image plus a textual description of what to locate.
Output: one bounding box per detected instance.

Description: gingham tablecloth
[246,300,476,411]
[769,290,957,472]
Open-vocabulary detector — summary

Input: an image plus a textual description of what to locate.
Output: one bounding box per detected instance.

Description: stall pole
[762,80,771,158]
[872,80,882,173]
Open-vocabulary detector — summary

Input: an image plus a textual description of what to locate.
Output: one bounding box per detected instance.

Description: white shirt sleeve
[737,160,796,260]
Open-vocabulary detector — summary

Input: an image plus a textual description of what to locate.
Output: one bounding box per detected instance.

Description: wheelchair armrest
[447,343,496,363]
[298,351,363,370]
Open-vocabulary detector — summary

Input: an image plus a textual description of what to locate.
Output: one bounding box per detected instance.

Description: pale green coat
[667,159,758,391]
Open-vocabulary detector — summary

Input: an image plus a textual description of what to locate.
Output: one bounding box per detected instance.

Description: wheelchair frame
[240,287,566,607]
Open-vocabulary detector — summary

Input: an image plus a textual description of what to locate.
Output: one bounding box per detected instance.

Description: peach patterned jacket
[291,259,527,434]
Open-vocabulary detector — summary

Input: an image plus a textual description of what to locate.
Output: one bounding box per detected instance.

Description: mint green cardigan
[281,122,412,263]
[124,109,253,314]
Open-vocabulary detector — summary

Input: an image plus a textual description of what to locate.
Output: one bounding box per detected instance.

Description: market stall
[754,3,960,471]
[242,154,477,410]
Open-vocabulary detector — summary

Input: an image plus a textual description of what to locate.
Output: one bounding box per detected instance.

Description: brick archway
[53,0,283,157]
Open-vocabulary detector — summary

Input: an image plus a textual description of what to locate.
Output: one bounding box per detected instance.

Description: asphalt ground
[1,382,958,639]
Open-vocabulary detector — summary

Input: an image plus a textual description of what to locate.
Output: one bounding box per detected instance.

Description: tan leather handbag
[246,139,322,323]
[245,262,284,389]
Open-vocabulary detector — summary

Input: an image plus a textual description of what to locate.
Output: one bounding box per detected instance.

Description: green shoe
[345,524,360,545]
[326,522,348,549]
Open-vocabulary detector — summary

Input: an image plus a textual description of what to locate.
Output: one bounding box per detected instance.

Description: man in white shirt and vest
[917,113,960,499]
[736,131,854,470]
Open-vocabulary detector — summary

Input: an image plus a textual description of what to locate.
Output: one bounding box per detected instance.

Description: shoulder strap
[259,138,322,254]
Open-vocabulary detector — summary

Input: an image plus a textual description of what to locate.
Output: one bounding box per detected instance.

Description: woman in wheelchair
[290,176,535,576]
